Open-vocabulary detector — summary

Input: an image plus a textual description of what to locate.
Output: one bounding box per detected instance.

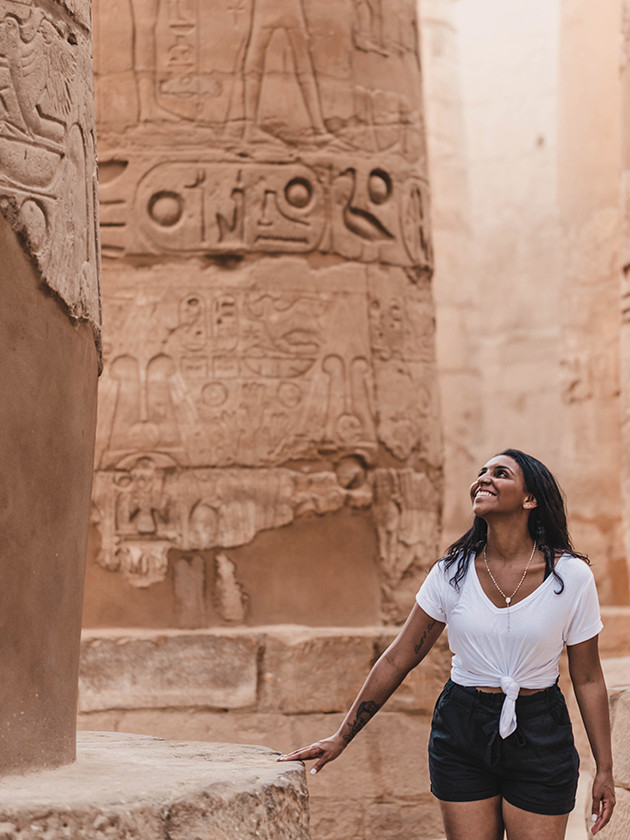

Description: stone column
[0,0,100,773]
[621,0,630,599]
[88,0,441,628]
[419,0,480,549]
[559,0,627,603]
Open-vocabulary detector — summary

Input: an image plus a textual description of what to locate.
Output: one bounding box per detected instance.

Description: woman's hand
[277,733,347,775]
[590,769,615,835]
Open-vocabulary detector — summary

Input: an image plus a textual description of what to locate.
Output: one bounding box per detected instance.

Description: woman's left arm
[567,635,615,835]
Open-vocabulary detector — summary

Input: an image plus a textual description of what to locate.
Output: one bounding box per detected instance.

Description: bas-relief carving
[95,0,425,158]
[93,0,438,621]
[0,0,100,326]
[98,155,432,270]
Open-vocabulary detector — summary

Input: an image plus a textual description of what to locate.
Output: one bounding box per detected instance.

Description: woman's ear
[523,496,537,509]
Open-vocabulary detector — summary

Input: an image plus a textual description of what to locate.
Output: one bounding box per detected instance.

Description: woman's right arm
[277,605,445,774]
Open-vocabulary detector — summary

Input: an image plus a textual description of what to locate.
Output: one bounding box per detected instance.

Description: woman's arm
[278,605,445,774]
[567,635,615,835]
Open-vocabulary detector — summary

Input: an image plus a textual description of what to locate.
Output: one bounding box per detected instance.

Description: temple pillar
[88,0,441,629]
[0,0,100,774]
[86,1,443,837]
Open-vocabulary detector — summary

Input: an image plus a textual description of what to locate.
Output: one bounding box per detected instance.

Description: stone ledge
[0,732,309,840]
[79,627,451,715]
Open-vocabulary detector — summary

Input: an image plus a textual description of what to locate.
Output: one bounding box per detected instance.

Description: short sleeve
[416,561,449,623]
[564,572,603,645]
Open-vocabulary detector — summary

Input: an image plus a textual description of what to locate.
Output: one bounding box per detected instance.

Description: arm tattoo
[414,619,436,656]
[342,700,381,744]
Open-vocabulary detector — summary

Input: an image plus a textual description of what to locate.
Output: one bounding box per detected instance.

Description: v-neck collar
[470,552,568,613]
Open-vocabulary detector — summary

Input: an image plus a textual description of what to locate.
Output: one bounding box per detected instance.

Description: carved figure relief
[0,1,99,326]
[92,0,439,623]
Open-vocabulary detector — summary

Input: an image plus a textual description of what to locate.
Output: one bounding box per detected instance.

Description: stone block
[600,609,630,659]
[288,712,432,802]
[79,631,258,711]
[375,629,451,713]
[0,733,309,840]
[611,688,630,789]
[308,800,365,840]
[260,628,376,713]
[364,799,443,840]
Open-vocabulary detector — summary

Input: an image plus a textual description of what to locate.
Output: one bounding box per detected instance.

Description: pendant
[505,597,511,605]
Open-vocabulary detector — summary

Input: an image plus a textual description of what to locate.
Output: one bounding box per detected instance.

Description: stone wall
[0,0,99,775]
[78,627,450,840]
[419,0,480,550]
[558,0,627,604]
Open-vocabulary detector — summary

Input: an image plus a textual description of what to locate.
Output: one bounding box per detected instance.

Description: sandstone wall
[0,0,99,773]
[86,0,442,628]
[558,0,627,603]
[78,627,450,840]
[419,0,480,550]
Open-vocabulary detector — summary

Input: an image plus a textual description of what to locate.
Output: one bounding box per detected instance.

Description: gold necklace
[483,542,536,630]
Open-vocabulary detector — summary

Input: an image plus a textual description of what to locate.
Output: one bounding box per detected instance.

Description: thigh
[440,796,504,840]
[503,799,569,840]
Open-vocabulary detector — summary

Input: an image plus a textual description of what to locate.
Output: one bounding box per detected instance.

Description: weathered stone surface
[0,193,99,774]
[77,710,437,840]
[79,630,258,711]
[376,626,451,713]
[260,628,375,713]
[0,0,100,330]
[600,608,630,657]
[0,732,310,840]
[610,688,630,789]
[87,0,442,628]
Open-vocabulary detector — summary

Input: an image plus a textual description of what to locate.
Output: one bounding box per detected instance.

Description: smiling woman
[278,449,615,840]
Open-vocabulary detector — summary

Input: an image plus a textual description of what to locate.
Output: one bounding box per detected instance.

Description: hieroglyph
[93,0,440,621]
[0,0,100,327]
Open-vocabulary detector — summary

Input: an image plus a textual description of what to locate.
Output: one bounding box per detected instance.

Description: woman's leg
[439,796,504,840]
[502,800,569,840]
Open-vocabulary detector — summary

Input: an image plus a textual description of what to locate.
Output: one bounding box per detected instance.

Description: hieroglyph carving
[96,0,424,154]
[93,0,439,620]
[99,156,432,270]
[0,0,100,326]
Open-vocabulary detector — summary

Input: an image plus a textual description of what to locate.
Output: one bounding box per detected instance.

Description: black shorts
[429,679,579,816]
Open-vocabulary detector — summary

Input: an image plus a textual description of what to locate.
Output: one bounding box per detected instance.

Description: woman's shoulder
[556,551,595,585]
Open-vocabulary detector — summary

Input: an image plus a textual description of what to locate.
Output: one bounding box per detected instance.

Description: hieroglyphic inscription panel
[0,0,100,327]
[92,0,440,624]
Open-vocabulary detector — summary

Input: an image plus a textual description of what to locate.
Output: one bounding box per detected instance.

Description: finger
[277,745,322,762]
[596,798,614,832]
[309,753,332,776]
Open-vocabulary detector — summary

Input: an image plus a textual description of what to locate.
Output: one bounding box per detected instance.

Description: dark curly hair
[442,448,589,592]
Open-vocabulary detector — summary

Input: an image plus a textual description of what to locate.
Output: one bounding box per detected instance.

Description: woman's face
[469,455,536,518]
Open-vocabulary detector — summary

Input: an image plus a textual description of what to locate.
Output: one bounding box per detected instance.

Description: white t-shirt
[416,552,603,738]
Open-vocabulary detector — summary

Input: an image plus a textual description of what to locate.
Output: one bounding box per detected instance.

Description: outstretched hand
[277,734,347,775]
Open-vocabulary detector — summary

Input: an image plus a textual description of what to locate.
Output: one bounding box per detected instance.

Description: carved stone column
[0,0,100,774]
[88,0,441,627]
[622,0,630,595]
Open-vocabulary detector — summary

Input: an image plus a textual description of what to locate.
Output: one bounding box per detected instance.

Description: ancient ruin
[80,1,443,837]
[0,0,100,775]
[87,0,441,627]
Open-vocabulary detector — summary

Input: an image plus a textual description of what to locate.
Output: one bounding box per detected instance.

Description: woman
[278,449,615,840]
